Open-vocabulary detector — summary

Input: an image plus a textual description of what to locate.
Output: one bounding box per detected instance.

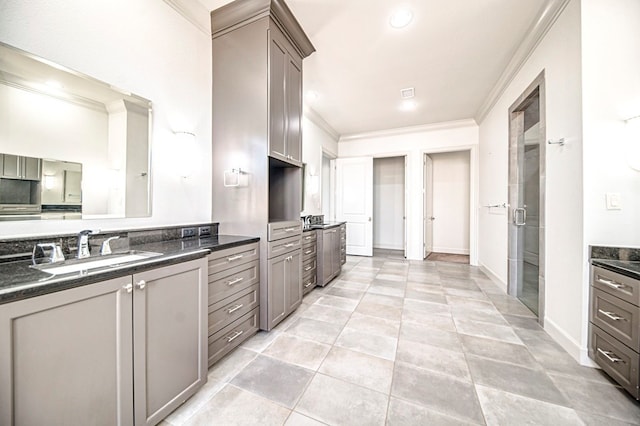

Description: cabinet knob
[136,280,146,290]
[123,283,133,293]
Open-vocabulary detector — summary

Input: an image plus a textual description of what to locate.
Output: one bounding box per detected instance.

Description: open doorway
[423,151,471,264]
[373,156,406,258]
[508,71,545,322]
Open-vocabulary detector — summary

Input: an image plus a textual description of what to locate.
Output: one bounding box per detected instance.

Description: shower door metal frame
[508,71,546,325]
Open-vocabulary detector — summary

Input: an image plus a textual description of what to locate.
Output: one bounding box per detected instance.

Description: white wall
[431,151,470,255]
[478,0,585,360]
[0,0,212,237]
[580,0,640,361]
[302,113,339,216]
[373,157,405,250]
[582,0,640,246]
[338,121,478,261]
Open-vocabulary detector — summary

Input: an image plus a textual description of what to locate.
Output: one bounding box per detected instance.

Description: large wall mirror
[0,41,152,221]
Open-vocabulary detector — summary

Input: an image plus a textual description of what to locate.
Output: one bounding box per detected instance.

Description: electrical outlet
[199,226,211,237]
[181,227,197,238]
[605,193,622,210]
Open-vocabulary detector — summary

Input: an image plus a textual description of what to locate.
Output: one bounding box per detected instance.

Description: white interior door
[336,157,373,256]
[423,154,434,258]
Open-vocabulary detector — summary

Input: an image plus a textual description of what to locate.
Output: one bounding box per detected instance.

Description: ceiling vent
[400,87,415,99]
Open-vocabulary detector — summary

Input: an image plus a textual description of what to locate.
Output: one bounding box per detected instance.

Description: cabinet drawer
[268,221,302,241]
[592,266,640,306]
[267,235,301,259]
[302,257,317,276]
[590,325,639,399]
[208,260,259,305]
[208,243,259,274]
[302,243,317,260]
[208,284,259,336]
[302,231,317,245]
[302,273,317,295]
[208,308,259,367]
[591,287,639,351]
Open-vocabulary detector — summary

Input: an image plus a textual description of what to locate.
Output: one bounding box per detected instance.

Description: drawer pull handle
[226,330,244,343]
[284,228,296,232]
[305,250,312,254]
[597,277,625,290]
[284,243,295,248]
[304,266,312,271]
[597,348,624,364]
[304,236,312,240]
[304,281,314,288]
[226,277,244,286]
[227,304,244,314]
[598,309,626,321]
[227,254,243,262]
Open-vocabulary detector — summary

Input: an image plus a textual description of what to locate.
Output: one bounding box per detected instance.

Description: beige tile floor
[162,252,640,426]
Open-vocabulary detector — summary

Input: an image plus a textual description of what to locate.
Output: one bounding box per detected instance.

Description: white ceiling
[200,0,547,137]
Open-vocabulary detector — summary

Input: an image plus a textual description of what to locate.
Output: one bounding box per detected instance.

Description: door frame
[421,146,478,265]
[371,154,408,256]
[507,70,546,325]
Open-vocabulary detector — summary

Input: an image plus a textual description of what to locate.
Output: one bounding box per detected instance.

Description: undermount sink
[32,251,162,275]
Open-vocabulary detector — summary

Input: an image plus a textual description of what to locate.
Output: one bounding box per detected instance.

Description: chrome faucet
[77,230,94,259]
[100,236,120,255]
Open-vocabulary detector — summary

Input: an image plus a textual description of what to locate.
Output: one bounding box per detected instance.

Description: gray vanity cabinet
[267,242,302,330]
[317,227,342,287]
[0,258,208,426]
[268,27,302,167]
[133,259,208,426]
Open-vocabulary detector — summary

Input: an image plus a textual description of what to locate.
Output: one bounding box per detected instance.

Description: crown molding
[303,106,340,141]
[163,0,210,35]
[339,119,478,143]
[475,0,571,124]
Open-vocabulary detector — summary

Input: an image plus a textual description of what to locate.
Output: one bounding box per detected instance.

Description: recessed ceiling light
[390,9,413,29]
[399,100,417,111]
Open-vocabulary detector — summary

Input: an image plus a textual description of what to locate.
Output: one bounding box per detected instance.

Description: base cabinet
[0,258,208,426]
[267,248,302,329]
[317,227,341,287]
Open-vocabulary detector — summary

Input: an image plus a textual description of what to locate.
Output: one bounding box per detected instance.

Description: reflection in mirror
[0,41,152,221]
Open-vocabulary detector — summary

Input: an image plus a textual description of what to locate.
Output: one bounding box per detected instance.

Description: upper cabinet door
[286,55,302,166]
[269,29,288,162]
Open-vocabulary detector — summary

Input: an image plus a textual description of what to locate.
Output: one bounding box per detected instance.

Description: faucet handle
[34,243,65,264]
[100,236,120,256]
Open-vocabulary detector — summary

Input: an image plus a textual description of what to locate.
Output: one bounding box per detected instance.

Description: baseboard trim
[478,262,507,292]
[544,316,593,366]
[432,247,470,255]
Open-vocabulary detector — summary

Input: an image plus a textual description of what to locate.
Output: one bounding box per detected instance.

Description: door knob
[368,217,372,222]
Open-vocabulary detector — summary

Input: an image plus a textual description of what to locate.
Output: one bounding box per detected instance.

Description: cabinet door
[331,229,341,277]
[0,276,134,426]
[23,156,41,180]
[267,253,287,329]
[286,249,302,313]
[268,29,287,162]
[285,54,302,166]
[133,258,208,426]
[2,154,20,178]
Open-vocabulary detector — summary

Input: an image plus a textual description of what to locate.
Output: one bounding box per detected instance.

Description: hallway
[162,254,640,425]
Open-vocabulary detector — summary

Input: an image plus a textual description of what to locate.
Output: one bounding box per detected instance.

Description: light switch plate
[605,193,622,210]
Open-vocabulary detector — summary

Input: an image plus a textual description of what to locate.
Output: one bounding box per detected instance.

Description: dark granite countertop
[308,221,345,230]
[0,234,259,305]
[592,259,640,280]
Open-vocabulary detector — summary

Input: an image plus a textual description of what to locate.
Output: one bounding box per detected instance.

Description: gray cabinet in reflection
[1,154,41,180]
[0,258,208,426]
